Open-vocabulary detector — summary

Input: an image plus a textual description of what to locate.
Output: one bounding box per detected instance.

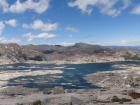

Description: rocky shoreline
[25,56,125,65]
[0,55,125,65]
[84,63,140,88]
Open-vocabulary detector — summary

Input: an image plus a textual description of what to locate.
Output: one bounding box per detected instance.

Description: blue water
[1,61,140,89]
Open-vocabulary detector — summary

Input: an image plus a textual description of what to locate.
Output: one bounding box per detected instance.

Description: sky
[0,0,140,46]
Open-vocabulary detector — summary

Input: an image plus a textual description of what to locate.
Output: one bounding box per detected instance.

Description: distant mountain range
[108,46,140,51]
[23,43,115,55]
[0,43,139,64]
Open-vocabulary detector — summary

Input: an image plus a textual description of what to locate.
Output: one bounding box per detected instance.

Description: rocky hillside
[0,43,138,65]
[23,43,120,61]
[0,43,46,64]
[0,43,25,64]
[23,43,115,55]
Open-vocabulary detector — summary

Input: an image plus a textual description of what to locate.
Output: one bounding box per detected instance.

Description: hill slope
[0,43,138,64]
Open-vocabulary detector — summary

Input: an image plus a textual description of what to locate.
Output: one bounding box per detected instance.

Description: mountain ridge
[0,43,139,65]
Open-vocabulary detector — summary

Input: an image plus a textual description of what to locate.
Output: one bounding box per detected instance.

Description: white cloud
[119,40,140,46]
[0,19,17,36]
[0,36,21,43]
[0,0,9,12]
[0,0,50,14]
[61,42,75,46]
[68,0,132,16]
[101,40,140,46]
[0,21,5,35]
[0,20,20,43]
[68,0,97,14]
[9,0,49,14]
[131,5,140,15]
[23,32,56,41]
[5,19,17,27]
[23,20,58,32]
[66,26,78,32]
[22,19,58,41]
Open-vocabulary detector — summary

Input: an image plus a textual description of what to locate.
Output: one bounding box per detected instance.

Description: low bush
[32,100,42,105]
[128,90,140,99]
[111,96,120,102]
[111,96,131,104]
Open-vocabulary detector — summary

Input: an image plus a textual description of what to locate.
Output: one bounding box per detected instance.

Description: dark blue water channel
[0,61,140,89]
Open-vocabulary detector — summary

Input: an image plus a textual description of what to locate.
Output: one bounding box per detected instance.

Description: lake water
[0,61,140,89]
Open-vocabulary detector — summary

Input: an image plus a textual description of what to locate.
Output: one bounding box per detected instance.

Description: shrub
[121,98,131,102]
[111,96,120,102]
[123,53,140,60]
[128,90,140,99]
[111,96,131,103]
[32,100,42,105]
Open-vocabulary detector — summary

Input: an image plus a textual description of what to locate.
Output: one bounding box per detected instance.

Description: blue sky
[0,0,140,46]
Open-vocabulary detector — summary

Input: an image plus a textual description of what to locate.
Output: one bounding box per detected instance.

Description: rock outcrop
[0,43,46,64]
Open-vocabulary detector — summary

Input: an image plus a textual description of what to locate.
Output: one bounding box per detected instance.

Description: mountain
[0,43,25,64]
[0,43,139,65]
[0,43,46,64]
[23,43,121,61]
[23,43,115,55]
[108,46,140,51]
